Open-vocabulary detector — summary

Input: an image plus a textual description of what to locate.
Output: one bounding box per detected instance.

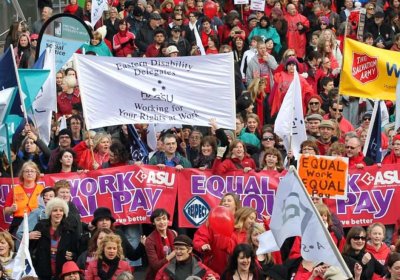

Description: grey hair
[116,272,134,280]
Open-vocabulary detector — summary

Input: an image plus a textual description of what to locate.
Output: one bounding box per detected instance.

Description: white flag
[31,48,57,146]
[396,77,400,131]
[274,71,307,159]
[59,115,67,130]
[0,87,16,124]
[73,53,235,130]
[91,0,107,28]
[12,213,38,279]
[266,167,352,278]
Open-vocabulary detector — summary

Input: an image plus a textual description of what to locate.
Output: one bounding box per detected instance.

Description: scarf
[153,230,176,260]
[255,94,265,129]
[97,255,120,280]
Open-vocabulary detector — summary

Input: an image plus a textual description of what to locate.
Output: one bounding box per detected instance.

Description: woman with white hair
[30,197,79,280]
[73,131,111,170]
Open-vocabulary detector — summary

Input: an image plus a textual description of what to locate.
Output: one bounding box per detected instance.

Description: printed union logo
[183,196,210,227]
[361,172,374,185]
[351,52,378,84]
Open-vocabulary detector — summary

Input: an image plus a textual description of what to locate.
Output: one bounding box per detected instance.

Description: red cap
[59,261,80,278]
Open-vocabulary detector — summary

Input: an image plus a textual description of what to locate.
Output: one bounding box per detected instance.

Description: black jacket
[136,23,158,55]
[30,219,79,280]
[342,250,386,280]
[364,21,394,49]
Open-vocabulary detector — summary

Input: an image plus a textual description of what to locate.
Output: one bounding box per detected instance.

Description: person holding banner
[345,136,374,169]
[73,132,111,171]
[4,161,45,237]
[149,134,191,170]
[342,226,386,280]
[213,140,256,174]
[382,134,400,164]
[145,208,177,280]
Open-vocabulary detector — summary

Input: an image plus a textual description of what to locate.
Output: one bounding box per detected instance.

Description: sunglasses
[331,108,343,112]
[352,236,366,241]
[345,145,359,150]
[309,102,319,105]
[262,137,275,141]
[363,117,371,121]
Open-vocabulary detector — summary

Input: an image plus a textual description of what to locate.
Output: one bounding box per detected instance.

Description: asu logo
[183,196,210,227]
[351,53,378,84]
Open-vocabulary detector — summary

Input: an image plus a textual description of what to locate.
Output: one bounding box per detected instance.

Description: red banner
[0,164,399,230]
[0,165,177,230]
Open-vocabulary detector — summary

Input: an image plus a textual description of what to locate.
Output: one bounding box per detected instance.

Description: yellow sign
[339,38,400,101]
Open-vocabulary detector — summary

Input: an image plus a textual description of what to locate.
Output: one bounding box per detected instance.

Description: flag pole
[290,166,354,279]
[10,44,28,122]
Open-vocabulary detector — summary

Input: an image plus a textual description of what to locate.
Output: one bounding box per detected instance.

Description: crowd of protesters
[2,0,400,278]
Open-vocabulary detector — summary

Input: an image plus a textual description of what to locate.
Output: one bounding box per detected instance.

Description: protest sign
[298,155,348,199]
[340,38,400,100]
[250,0,265,11]
[37,14,92,71]
[74,53,236,130]
[0,164,399,230]
[234,0,249,4]
[0,165,177,228]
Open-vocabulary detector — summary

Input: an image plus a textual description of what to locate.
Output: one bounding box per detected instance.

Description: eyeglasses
[345,145,359,150]
[331,108,343,112]
[367,7,374,10]
[262,137,275,141]
[352,235,366,241]
[309,102,319,105]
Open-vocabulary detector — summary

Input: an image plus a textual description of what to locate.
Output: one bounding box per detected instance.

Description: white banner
[91,0,107,28]
[74,53,236,129]
[250,0,265,11]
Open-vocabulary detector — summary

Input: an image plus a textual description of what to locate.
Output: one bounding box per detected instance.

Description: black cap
[174,235,193,247]
[375,11,384,18]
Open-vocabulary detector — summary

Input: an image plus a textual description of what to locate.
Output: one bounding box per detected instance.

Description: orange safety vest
[13,184,44,217]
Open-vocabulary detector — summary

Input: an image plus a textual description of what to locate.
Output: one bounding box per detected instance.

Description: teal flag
[0,87,17,125]
[18,69,50,110]
[0,114,22,161]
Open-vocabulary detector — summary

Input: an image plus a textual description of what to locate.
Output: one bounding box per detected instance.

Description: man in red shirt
[145,28,167,57]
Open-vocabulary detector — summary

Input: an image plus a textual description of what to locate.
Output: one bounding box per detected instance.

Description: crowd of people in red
[2,0,400,278]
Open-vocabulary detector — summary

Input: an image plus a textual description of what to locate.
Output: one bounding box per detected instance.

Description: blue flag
[18,69,50,110]
[364,102,382,163]
[0,48,23,116]
[127,125,149,163]
[32,50,46,69]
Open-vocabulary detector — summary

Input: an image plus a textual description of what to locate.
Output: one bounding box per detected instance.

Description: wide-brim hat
[92,207,116,226]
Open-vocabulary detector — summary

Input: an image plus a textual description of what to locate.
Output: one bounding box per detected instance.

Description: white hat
[166,45,179,55]
[45,197,69,218]
[323,266,346,280]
